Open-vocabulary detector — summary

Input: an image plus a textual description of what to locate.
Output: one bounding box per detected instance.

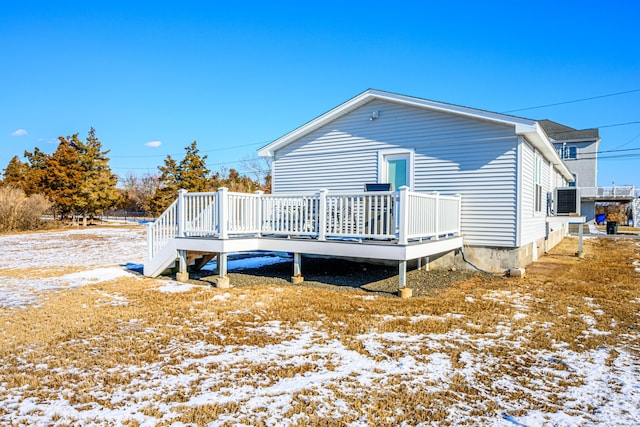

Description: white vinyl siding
[519,140,551,246]
[519,141,536,245]
[272,99,518,247]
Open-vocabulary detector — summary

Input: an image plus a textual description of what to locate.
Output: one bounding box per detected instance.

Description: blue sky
[2,1,639,187]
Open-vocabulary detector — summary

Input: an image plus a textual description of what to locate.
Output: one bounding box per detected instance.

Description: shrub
[0,186,52,232]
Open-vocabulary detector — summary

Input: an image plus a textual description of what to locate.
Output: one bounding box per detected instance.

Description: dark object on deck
[606,221,618,235]
[365,183,393,192]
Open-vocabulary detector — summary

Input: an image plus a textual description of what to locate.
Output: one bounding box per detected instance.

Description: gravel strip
[189,256,500,297]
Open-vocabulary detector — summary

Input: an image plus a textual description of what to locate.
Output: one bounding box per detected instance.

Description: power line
[542,119,640,137]
[564,146,640,156]
[109,140,269,159]
[582,154,640,161]
[613,131,640,150]
[598,120,640,129]
[503,88,640,113]
[110,157,264,170]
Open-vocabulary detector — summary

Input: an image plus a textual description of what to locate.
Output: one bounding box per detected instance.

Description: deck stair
[186,251,217,272]
[152,250,218,277]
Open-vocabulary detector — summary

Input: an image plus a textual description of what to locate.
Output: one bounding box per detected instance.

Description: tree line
[0,128,270,230]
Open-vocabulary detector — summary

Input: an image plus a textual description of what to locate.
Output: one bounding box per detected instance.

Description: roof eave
[517,123,574,181]
[258,90,373,158]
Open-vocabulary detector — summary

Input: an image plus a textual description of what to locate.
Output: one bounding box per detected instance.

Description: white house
[144,89,578,294]
[258,89,574,270]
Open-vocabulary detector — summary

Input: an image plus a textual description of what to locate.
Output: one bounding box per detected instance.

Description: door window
[386,156,408,190]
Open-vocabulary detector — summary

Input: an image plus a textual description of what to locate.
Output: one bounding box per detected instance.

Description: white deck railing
[580,186,636,199]
[260,192,320,236]
[183,192,218,236]
[147,187,462,261]
[147,199,178,259]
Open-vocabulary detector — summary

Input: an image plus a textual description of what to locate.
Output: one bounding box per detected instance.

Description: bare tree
[241,154,272,192]
[120,171,160,213]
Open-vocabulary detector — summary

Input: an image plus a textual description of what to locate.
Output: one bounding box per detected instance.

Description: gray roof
[538,119,599,141]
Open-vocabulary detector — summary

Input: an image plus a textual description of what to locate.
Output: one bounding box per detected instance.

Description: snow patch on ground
[155,282,198,293]
[0,227,147,270]
[201,254,291,271]
[0,267,139,309]
[0,227,147,309]
[59,267,134,285]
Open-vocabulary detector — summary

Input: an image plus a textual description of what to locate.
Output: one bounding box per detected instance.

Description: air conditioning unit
[555,187,580,215]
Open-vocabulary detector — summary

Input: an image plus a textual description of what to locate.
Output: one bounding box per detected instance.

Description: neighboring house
[258,89,574,270]
[539,119,601,222]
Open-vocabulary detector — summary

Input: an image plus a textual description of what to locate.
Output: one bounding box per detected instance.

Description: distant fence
[100,210,154,222]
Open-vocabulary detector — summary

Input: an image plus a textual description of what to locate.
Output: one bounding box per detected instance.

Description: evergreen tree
[148,141,210,215]
[22,147,49,195]
[148,155,180,216]
[71,128,120,223]
[43,137,84,218]
[1,156,29,189]
[177,141,210,192]
[9,128,118,222]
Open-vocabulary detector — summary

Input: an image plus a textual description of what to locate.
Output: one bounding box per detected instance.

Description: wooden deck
[144,187,464,291]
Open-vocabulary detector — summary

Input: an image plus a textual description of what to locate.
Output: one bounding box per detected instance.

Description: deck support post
[176,249,189,282]
[398,260,412,298]
[215,252,230,288]
[291,252,304,284]
[417,256,430,271]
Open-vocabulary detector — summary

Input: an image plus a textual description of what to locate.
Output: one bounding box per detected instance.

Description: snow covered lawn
[0,227,638,426]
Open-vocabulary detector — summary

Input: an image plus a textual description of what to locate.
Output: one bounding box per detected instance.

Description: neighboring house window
[568,173,577,188]
[378,149,414,190]
[535,155,543,212]
[559,145,577,159]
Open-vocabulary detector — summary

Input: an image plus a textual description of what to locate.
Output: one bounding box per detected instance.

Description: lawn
[0,227,638,426]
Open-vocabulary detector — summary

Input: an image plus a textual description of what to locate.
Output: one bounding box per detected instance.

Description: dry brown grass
[0,236,638,425]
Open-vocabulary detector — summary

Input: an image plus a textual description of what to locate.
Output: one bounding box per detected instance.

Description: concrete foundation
[398,288,413,298]
[291,276,304,284]
[176,272,189,282]
[508,268,525,278]
[422,250,458,270]
[544,228,566,253]
[452,227,567,273]
[215,277,231,289]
